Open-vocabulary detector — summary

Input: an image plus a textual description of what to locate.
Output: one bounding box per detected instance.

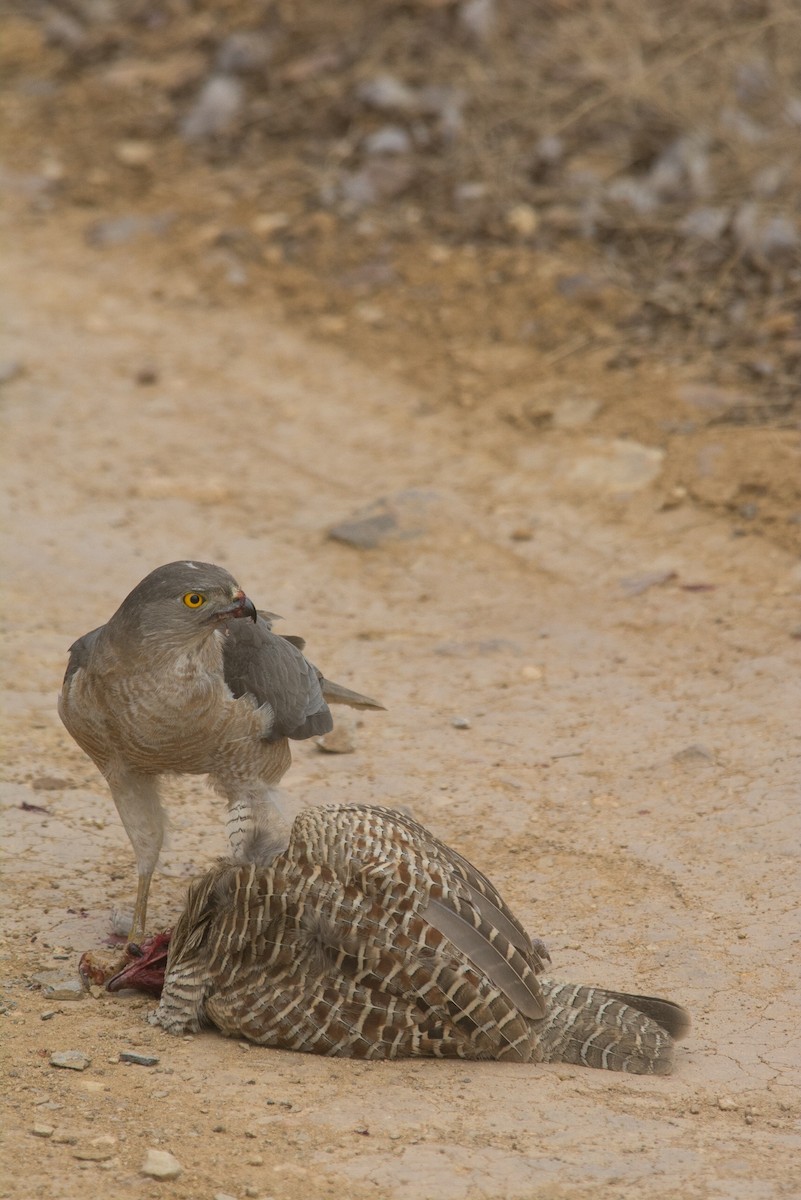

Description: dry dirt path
[1,215,800,1200]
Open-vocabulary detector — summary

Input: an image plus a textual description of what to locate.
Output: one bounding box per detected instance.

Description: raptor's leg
[80,772,166,987]
[108,770,166,942]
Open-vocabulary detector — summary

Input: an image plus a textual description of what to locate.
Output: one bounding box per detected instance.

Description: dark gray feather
[422,896,545,1020]
[223,616,333,741]
[598,990,691,1039]
[63,625,103,684]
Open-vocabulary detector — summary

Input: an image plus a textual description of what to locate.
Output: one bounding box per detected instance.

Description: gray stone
[43,979,84,1001]
[50,1050,91,1071]
[74,1134,117,1161]
[181,76,245,141]
[141,1148,183,1180]
[119,1051,160,1066]
[363,125,412,156]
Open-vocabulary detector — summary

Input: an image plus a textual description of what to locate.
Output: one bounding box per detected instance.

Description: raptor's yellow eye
[183,592,205,608]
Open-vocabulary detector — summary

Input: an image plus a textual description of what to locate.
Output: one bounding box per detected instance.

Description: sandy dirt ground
[1,204,800,1200]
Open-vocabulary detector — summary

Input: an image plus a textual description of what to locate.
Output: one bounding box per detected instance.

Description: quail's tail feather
[536,978,689,1074]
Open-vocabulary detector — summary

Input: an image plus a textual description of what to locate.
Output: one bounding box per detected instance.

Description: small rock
[551,396,601,429]
[551,437,664,495]
[40,1010,59,1021]
[50,1051,91,1071]
[506,204,538,238]
[363,125,412,156]
[521,665,543,681]
[214,1193,238,1200]
[215,31,272,75]
[340,157,417,208]
[451,716,471,730]
[114,140,154,168]
[673,744,714,765]
[119,1051,160,1066]
[459,0,496,41]
[31,1123,55,1138]
[43,979,85,1001]
[134,363,159,386]
[52,1130,79,1145]
[357,74,419,113]
[74,1134,117,1161]
[679,206,730,242]
[620,569,677,597]
[180,76,244,141]
[718,1095,738,1112]
[141,1148,183,1180]
[328,491,436,548]
[315,723,356,754]
[251,211,290,237]
[328,511,398,549]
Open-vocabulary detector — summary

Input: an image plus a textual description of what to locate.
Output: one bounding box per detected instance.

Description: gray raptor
[58,560,383,956]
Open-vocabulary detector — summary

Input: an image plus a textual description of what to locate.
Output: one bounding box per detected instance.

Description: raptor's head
[110,560,257,644]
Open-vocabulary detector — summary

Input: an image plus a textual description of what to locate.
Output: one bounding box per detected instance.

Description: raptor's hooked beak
[215,590,257,624]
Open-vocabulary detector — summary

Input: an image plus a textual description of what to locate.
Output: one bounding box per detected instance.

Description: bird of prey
[106,804,690,1073]
[59,561,383,964]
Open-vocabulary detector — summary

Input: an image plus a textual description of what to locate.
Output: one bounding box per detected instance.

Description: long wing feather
[422,896,545,1019]
[222,616,333,740]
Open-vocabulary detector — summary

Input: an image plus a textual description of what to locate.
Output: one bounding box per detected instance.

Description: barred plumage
[114,804,689,1073]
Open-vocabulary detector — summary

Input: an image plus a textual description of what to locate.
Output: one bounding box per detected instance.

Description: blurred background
[2,0,800,550]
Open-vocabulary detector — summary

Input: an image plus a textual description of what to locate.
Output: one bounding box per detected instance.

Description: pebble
[114,139,154,167]
[180,76,244,141]
[215,31,272,75]
[451,716,471,729]
[506,203,539,238]
[52,1130,79,1144]
[73,1134,117,1161]
[141,1148,183,1180]
[363,125,412,156]
[718,1095,739,1111]
[673,744,715,765]
[214,1193,238,1200]
[328,511,398,549]
[357,74,419,113]
[340,157,417,208]
[40,1008,59,1020]
[50,1051,91,1071]
[120,1051,160,1066]
[315,724,356,754]
[31,1123,55,1138]
[33,971,85,1001]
